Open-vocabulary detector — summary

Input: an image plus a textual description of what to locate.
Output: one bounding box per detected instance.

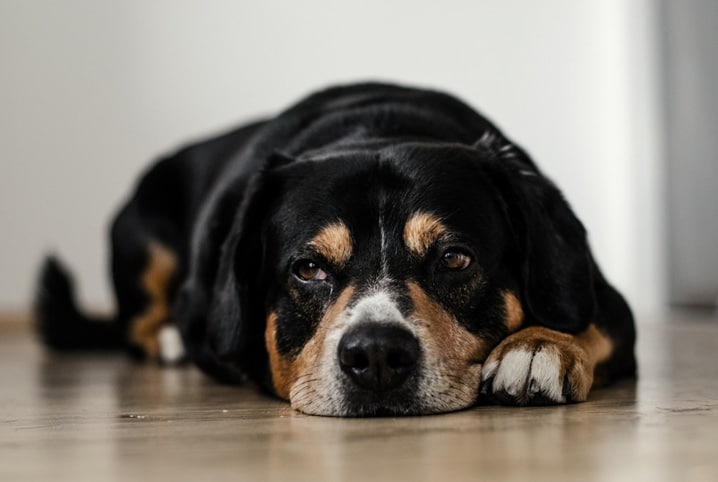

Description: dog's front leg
[479,325,613,405]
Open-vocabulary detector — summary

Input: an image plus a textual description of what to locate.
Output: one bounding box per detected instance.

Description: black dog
[36,83,636,416]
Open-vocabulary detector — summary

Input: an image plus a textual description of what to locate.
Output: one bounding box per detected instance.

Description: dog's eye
[439,250,472,271]
[293,260,328,282]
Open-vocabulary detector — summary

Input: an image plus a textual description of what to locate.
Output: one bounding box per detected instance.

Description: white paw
[480,327,593,405]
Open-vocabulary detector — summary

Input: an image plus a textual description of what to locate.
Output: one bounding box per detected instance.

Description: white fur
[483,346,566,403]
[529,347,565,402]
[492,349,533,396]
[158,325,185,364]
[378,216,390,280]
[349,290,410,328]
[481,359,499,381]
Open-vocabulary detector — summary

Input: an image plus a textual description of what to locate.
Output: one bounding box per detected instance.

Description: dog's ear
[175,152,290,382]
[487,160,596,334]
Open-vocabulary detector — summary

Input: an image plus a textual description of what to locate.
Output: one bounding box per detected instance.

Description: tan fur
[403,212,449,257]
[503,291,524,333]
[265,312,293,399]
[407,282,490,370]
[485,324,614,401]
[266,286,356,400]
[129,241,177,359]
[309,222,353,267]
[575,323,614,388]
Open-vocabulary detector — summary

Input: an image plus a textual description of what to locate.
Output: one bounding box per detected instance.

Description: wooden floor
[1,315,717,482]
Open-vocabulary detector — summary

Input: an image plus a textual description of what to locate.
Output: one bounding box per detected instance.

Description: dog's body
[37,83,636,416]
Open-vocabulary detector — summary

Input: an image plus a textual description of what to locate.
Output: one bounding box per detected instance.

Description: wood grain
[1,316,717,481]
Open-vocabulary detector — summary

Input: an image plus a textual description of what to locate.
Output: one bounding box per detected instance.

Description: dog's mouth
[330,373,426,417]
[288,358,484,417]
[291,381,481,417]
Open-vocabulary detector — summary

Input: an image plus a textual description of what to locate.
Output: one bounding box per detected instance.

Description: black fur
[35,82,636,407]
[36,256,123,350]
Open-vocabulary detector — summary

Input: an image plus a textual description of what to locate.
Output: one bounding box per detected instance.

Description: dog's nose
[338,323,420,392]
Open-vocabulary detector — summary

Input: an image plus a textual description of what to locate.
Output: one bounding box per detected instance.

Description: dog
[36,82,637,416]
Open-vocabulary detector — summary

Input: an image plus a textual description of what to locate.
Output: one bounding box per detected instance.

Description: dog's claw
[528,378,540,395]
[562,375,572,401]
[479,376,494,396]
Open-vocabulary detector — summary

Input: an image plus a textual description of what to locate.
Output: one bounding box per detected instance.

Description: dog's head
[178,138,594,416]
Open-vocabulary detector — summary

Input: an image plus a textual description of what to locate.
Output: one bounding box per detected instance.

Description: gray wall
[0,0,665,315]
[662,0,718,307]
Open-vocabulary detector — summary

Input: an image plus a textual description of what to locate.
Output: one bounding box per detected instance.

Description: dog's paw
[158,325,186,365]
[479,327,593,405]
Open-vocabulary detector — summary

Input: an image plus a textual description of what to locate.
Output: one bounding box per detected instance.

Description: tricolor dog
[36,83,636,416]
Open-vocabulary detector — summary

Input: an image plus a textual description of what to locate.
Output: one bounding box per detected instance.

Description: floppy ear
[487,161,596,334]
[175,153,290,382]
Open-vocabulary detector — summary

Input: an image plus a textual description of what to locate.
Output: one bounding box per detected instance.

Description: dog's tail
[35,256,124,350]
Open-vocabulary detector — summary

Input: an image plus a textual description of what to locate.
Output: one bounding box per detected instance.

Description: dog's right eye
[439,250,472,271]
[293,260,328,282]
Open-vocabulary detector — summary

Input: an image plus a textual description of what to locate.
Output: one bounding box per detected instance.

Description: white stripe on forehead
[378,209,389,280]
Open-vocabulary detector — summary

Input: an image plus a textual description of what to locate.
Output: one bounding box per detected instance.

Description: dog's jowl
[36,83,636,416]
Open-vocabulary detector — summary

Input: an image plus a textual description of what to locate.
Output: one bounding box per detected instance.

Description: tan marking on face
[484,324,614,401]
[407,281,490,369]
[265,311,293,399]
[266,286,356,401]
[404,212,449,257]
[309,222,353,267]
[129,241,177,359]
[503,291,524,333]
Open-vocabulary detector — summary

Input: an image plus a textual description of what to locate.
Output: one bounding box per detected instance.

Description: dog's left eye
[439,250,472,271]
[293,260,328,282]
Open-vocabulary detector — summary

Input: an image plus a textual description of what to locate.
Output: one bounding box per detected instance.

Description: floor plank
[1,317,717,481]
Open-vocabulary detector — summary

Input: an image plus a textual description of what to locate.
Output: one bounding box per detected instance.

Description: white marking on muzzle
[290,289,412,416]
[347,290,410,329]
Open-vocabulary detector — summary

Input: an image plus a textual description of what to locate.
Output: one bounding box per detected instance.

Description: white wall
[0,0,665,317]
